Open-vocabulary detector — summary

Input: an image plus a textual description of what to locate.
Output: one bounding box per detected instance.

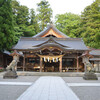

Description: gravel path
[0,85,29,100]
[0,76,39,82]
[62,77,100,83]
[71,86,100,100]
[0,76,39,100]
[62,77,100,100]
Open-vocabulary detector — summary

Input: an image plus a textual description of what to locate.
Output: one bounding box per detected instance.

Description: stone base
[83,72,98,80]
[3,70,18,79]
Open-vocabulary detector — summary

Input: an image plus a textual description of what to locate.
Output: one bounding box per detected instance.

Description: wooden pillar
[40,57,42,72]
[59,57,62,72]
[23,55,25,71]
[76,56,79,72]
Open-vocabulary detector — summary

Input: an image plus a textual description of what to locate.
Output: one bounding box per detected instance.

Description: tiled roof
[89,49,100,56]
[13,37,88,51]
[90,58,100,61]
[13,24,88,51]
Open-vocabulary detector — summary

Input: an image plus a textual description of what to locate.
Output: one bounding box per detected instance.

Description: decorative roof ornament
[10,50,22,56]
[81,51,93,58]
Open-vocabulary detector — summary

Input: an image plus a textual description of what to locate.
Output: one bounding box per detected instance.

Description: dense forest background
[0,0,100,51]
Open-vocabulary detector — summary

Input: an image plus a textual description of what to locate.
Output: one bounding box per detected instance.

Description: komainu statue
[6,55,19,72]
[3,50,22,79]
[81,51,98,80]
[83,56,93,73]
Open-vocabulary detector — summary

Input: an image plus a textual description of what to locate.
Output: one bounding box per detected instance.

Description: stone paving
[17,76,79,100]
[0,76,100,100]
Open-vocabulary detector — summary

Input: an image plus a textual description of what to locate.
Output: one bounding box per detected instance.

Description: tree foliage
[55,13,81,37]
[0,0,99,51]
[30,9,40,34]
[37,0,53,30]
[80,0,100,48]
[55,0,100,49]
[11,0,40,39]
[0,0,15,51]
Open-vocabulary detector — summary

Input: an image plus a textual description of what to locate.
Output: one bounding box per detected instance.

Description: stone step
[17,71,84,77]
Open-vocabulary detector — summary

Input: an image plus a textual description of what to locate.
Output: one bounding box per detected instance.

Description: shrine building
[12,24,89,72]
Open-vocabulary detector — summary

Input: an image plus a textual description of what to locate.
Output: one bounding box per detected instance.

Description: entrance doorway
[43,61,59,72]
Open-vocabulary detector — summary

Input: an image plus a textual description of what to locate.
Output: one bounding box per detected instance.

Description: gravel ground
[71,86,100,100]
[0,85,29,100]
[0,76,39,100]
[0,76,40,82]
[62,77,100,100]
[62,77,100,83]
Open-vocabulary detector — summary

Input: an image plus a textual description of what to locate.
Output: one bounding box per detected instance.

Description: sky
[18,0,94,20]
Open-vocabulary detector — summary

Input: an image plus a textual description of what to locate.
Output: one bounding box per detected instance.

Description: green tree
[37,0,53,30]
[12,0,20,25]
[12,0,35,38]
[11,0,22,43]
[80,0,100,48]
[30,9,40,34]
[0,0,15,51]
[16,5,29,25]
[55,13,81,37]
[19,25,35,37]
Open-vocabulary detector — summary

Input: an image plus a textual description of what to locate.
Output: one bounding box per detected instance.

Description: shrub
[0,67,4,72]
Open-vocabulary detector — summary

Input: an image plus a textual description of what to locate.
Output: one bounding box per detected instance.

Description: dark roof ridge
[20,37,82,41]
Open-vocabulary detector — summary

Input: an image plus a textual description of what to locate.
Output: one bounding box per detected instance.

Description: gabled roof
[34,37,67,47]
[13,37,88,51]
[33,24,69,38]
[13,24,88,51]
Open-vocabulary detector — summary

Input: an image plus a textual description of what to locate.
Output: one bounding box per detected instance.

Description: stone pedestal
[3,70,18,79]
[83,72,98,80]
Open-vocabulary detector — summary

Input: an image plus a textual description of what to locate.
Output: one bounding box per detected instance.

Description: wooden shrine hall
[13,24,89,72]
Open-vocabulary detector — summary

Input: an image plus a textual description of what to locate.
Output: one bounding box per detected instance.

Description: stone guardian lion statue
[6,55,19,72]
